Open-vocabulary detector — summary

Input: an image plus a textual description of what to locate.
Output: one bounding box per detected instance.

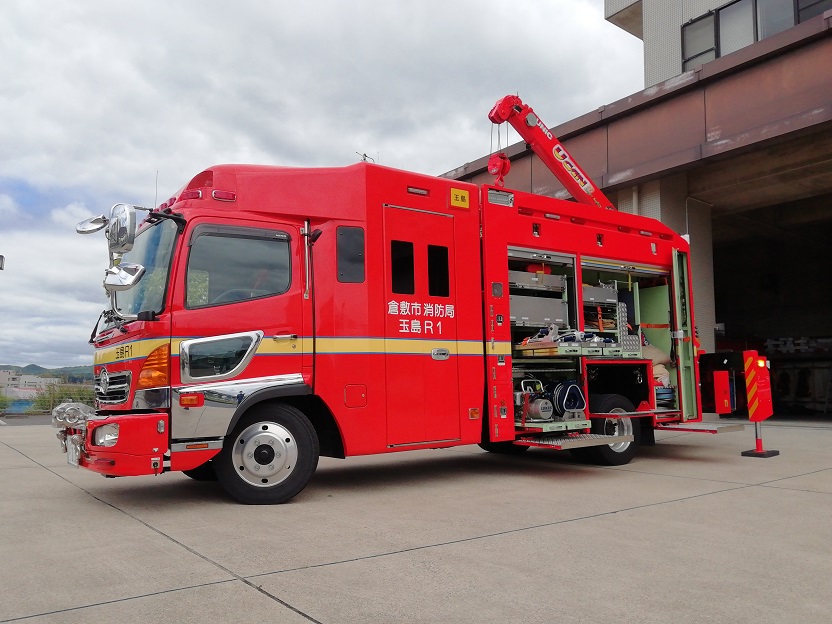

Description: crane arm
[488,95,616,210]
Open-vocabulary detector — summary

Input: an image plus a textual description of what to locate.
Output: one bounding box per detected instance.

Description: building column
[615,173,717,354]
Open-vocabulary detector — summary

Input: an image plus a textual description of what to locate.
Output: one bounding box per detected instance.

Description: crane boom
[488,95,616,210]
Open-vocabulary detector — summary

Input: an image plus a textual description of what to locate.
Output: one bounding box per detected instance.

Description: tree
[31,384,95,413]
[0,392,9,412]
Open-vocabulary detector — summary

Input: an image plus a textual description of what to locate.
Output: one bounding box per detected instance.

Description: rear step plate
[515,433,634,450]
[656,422,745,434]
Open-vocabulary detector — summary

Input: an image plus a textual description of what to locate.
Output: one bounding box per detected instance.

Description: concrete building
[0,370,60,392]
[448,1,831,410]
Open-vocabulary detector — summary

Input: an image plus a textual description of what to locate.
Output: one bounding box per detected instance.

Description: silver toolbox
[508,270,565,292]
[509,296,568,327]
[582,286,618,304]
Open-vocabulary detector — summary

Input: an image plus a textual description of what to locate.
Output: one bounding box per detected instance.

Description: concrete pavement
[1,417,831,623]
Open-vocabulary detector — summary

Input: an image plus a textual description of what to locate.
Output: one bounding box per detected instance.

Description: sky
[0,0,643,369]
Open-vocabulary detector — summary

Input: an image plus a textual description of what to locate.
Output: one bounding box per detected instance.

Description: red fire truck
[53,96,766,504]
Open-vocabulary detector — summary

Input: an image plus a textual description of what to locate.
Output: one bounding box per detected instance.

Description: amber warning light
[179,394,205,408]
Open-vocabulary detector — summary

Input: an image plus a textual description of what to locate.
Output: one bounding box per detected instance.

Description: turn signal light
[137,344,170,389]
[179,394,204,408]
[757,358,767,368]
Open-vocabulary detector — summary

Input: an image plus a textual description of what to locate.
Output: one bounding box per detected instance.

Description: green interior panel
[639,285,672,356]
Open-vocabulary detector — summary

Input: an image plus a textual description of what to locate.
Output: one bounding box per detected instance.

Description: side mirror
[106,204,138,254]
[103,262,145,292]
[76,215,109,234]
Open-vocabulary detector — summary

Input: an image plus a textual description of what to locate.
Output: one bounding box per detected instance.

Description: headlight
[93,424,119,447]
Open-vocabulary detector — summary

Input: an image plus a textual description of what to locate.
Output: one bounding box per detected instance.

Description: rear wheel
[215,403,319,504]
[572,394,641,466]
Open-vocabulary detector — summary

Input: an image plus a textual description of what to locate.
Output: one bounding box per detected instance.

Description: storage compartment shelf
[508,270,565,292]
[510,295,569,327]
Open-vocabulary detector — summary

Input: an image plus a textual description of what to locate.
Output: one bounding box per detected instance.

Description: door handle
[431,348,450,361]
[273,334,298,340]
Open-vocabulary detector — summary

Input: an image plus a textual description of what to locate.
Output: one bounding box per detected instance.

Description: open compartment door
[671,249,698,421]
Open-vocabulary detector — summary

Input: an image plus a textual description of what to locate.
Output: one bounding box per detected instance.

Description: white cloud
[0,228,105,367]
[0,194,22,219]
[0,0,644,367]
[49,202,95,229]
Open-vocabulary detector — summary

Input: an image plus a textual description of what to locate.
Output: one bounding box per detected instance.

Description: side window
[337,226,365,283]
[187,334,256,378]
[180,330,264,383]
[186,230,290,308]
[391,240,415,294]
[427,244,450,297]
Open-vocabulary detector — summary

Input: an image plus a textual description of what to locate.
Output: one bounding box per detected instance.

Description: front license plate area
[66,434,82,467]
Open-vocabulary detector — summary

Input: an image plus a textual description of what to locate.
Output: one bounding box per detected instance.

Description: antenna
[153,171,159,209]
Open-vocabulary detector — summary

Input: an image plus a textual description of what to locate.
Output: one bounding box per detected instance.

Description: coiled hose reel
[515,377,586,422]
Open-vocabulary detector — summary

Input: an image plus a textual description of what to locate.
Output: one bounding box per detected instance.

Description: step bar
[515,433,634,450]
[656,422,745,434]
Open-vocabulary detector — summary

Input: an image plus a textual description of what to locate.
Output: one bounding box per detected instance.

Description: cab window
[186,228,290,308]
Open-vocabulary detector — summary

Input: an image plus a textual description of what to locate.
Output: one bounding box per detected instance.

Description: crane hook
[488,152,511,187]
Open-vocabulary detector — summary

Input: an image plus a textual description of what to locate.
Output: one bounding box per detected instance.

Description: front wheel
[572,394,641,466]
[214,403,319,504]
[182,460,217,481]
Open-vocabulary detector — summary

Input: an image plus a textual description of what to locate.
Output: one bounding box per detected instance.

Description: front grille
[95,371,131,405]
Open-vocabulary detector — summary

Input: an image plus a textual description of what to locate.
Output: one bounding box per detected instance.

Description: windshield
[113,219,179,318]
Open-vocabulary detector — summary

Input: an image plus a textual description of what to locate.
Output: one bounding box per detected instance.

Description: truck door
[671,248,698,421]
[168,220,309,439]
[383,205,461,446]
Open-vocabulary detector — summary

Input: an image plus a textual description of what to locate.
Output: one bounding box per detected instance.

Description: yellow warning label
[450,188,470,209]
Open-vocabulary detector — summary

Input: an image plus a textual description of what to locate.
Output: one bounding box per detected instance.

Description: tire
[478,440,529,455]
[214,403,319,504]
[572,394,641,466]
[182,460,217,481]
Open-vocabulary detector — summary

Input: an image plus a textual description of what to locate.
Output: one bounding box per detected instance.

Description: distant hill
[0,364,94,383]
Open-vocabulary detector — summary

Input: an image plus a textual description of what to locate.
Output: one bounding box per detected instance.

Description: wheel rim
[602,408,633,453]
[231,422,299,487]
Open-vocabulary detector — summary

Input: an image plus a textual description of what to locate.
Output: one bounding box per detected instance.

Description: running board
[656,422,745,434]
[515,433,634,450]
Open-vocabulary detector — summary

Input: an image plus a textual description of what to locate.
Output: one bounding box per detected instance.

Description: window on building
[720,0,755,56]
[798,0,832,20]
[683,14,716,71]
[757,0,795,38]
[682,0,830,71]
